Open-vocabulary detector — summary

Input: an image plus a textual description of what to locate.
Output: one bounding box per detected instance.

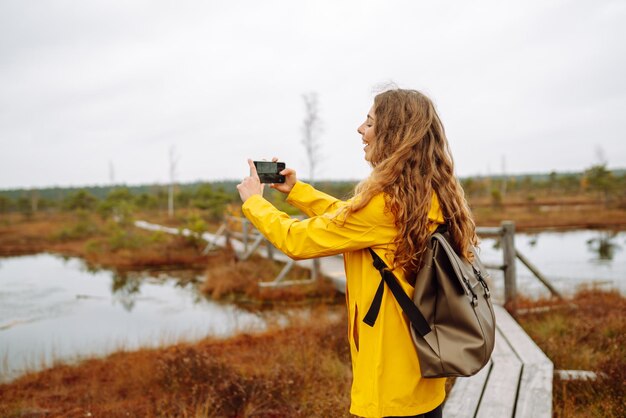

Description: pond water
[0,254,266,382]
[478,229,626,299]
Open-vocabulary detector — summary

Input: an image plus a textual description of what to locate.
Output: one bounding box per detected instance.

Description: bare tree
[168,146,179,218]
[301,92,323,184]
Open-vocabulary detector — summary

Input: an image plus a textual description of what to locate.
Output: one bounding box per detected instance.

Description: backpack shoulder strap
[362,248,432,338]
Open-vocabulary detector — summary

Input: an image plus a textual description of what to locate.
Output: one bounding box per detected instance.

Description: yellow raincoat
[241,181,446,417]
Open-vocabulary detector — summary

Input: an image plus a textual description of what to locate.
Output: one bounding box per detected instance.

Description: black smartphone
[253,161,286,183]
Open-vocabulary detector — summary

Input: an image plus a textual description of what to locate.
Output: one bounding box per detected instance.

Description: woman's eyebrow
[367,114,374,120]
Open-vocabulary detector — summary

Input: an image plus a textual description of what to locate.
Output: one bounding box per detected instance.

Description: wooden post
[312,258,320,281]
[502,221,517,315]
[266,240,274,261]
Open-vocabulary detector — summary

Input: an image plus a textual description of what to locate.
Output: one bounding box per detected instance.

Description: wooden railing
[205,216,322,287]
[476,222,562,315]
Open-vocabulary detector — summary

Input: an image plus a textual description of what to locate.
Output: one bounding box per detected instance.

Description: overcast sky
[1,0,625,190]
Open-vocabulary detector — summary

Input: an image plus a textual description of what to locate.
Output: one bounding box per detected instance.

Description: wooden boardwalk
[135,220,553,417]
[443,304,553,417]
[135,220,348,291]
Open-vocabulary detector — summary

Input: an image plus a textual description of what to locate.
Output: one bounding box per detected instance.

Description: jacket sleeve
[241,193,394,260]
[285,181,349,218]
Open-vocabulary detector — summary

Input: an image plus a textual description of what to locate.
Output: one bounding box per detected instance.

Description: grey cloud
[1,0,625,188]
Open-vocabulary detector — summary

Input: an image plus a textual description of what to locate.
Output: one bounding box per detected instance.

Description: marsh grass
[517,287,626,417]
[0,212,213,269]
[472,204,626,231]
[1,289,623,416]
[0,307,352,418]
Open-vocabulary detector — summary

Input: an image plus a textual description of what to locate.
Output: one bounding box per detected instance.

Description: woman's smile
[357,105,376,161]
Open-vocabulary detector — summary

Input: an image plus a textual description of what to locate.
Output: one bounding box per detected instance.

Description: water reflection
[586,231,621,261]
[527,234,539,247]
[478,229,626,299]
[513,231,623,261]
[107,269,205,312]
[0,254,266,383]
[111,271,142,311]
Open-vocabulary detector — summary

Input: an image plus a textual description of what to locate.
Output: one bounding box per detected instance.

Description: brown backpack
[363,229,496,378]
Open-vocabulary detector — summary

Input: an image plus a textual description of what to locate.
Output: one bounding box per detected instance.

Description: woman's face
[357,105,376,162]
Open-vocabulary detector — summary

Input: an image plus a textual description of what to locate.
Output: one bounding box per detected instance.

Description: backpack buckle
[373,258,387,271]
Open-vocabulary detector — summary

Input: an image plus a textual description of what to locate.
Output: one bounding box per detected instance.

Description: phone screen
[255,161,277,174]
[253,161,286,183]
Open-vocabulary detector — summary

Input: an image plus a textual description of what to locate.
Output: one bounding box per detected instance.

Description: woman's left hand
[237,159,264,203]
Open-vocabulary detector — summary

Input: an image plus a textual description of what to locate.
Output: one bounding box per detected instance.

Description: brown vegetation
[1,196,625,416]
[0,308,352,418]
[201,251,342,308]
[470,195,626,231]
[0,286,623,416]
[0,212,213,270]
[517,288,626,417]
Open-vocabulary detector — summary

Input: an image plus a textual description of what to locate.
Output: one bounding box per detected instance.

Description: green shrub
[53,210,100,241]
[106,223,144,251]
[149,230,168,244]
[180,214,208,249]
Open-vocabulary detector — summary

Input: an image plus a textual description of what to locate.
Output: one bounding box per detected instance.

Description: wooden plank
[476,226,503,236]
[493,305,551,367]
[515,363,553,418]
[493,305,553,418]
[442,361,492,418]
[475,328,522,418]
[556,370,601,381]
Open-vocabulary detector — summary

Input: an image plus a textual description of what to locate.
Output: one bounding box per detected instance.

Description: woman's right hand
[269,156,297,194]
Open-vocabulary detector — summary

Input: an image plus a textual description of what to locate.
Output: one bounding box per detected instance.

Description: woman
[237,88,477,418]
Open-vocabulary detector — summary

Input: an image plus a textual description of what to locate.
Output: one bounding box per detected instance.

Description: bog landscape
[0,167,624,417]
[4,2,626,416]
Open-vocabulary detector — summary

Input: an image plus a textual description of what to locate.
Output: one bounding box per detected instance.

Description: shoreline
[481,221,626,233]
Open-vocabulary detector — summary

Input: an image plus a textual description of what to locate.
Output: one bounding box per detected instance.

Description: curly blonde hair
[339,89,477,275]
